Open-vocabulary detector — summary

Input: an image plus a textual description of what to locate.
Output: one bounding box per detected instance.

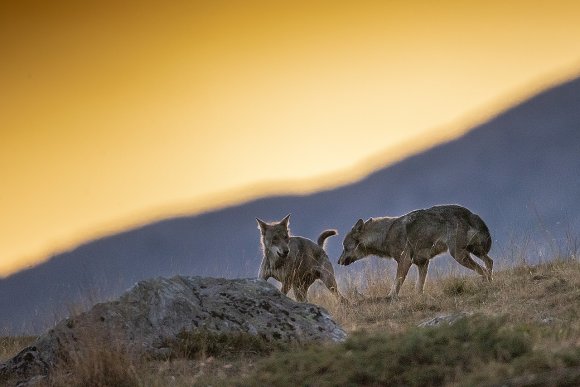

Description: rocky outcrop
[1,276,346,385]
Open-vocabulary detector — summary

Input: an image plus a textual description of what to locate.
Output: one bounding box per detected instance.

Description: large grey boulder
[1,276,346,384]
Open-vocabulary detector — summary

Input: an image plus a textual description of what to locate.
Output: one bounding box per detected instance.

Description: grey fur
[257,215,346,303]
[338,205,493,299]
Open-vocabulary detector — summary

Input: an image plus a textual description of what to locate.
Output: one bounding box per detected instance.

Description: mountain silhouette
[2,77,579,334]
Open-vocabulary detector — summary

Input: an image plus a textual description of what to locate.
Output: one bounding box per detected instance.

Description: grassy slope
[246,257,580,386]
[1,257,579,386]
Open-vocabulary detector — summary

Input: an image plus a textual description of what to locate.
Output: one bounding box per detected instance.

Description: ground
[1,256,579,386]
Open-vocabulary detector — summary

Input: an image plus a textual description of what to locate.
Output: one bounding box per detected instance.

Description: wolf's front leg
[387,257,412,300]
[258,257,271,280]
[416,260,430,294]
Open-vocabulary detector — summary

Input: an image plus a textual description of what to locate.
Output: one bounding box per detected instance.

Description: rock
[1,276,346,384]
[417,312,473,328]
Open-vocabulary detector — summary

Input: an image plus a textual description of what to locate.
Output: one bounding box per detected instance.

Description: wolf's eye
[345,239,357,250]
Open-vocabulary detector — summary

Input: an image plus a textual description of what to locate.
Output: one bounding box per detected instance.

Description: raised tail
[317,229,338,248]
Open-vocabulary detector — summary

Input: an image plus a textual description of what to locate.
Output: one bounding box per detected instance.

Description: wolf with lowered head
[257,214,347,303]
[338,205,493,299]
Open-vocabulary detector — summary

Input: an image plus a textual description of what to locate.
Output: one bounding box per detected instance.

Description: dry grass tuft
[0,335,36,362]
[47,345,140,387]
[46,329,141,387]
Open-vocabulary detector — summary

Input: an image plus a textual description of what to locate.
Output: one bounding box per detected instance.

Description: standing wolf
[338,205,493,299]
[257,214,347,303]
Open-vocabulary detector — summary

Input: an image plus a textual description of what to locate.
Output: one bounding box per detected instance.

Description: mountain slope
[2,77,579,334]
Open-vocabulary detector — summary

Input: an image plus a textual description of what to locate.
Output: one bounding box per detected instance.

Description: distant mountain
[2,77,579,334]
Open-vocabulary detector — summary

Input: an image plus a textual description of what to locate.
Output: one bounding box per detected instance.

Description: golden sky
[1,0,580,277]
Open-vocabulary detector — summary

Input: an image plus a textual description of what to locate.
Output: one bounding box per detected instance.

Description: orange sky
[1,0,580,277]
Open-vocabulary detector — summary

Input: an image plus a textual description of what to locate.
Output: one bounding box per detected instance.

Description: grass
[227,256,580,387]
[2,255,579,386]
[165,330,291,360]
[0,335,36,362]
[242,316,556,386]
[47,345,141,387]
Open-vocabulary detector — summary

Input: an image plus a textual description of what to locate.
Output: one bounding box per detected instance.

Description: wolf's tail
[317,229,338,249]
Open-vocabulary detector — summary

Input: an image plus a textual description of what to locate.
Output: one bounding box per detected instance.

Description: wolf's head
[338,218,367,266]
[256,214,291,268]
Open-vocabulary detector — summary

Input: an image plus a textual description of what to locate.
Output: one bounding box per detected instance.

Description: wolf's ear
[280,214,291,227]
[256,218,268,233]
[353,218,364,232]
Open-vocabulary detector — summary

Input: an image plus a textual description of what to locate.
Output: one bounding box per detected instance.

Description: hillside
[1,76,580,334]
[2,257,579,386]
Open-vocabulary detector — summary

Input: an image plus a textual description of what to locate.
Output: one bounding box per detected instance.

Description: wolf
[338,205,493,299]
[257,214,347,303]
